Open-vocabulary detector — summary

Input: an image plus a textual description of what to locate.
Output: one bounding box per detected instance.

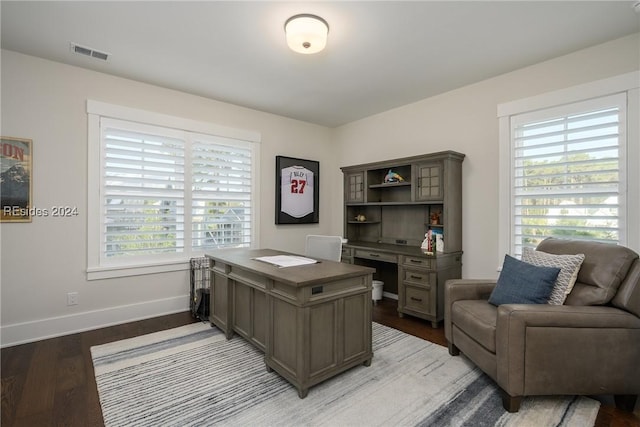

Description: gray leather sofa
[444,238,640,412]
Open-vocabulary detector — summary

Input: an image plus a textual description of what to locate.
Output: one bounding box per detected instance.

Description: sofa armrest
[495,304,640,397]
[497,304,640,329]
[444,279,497,341]
[445,279,496,303]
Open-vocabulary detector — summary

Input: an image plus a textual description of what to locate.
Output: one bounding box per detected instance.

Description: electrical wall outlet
[67,292,79,306]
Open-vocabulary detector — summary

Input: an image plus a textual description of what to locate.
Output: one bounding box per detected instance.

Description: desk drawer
[210,259,230,274]
[403,284,433,315]
[401,255,434,270]
[354,249,397,264]
[228,267,269,290]
[403,269,433,285]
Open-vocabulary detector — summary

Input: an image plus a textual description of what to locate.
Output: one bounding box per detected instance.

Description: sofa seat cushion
[451,300,498,353]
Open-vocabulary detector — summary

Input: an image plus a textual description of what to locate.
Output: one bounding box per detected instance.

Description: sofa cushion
[451,300,498,353]
[522,247,585,305]
[489,255,560,306]
[536,238,639,306]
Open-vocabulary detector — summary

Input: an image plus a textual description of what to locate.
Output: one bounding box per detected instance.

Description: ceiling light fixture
[284,14,329,54]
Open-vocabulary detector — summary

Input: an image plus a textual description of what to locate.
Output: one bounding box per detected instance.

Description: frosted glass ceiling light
[285,14,329,54]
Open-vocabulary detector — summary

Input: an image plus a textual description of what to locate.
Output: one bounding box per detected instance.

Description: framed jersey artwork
[276,155,319,224]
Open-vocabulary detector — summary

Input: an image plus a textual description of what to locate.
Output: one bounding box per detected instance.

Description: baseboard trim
[383,291,398,300]
[1,295,190,348]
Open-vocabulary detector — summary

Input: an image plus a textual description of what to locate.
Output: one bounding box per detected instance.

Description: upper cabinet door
[415,162,442,201]
[346,171,365,203]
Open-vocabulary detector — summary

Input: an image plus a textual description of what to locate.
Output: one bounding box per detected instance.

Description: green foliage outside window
[517,153,618,247]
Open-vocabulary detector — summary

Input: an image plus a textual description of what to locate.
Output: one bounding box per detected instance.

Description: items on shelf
[421,229,444,254]
[433,228,444,252]
[421,230,436,254]
[384,169,405,183]
[430,211,441,225]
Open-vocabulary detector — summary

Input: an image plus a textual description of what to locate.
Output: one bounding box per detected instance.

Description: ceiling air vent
[70,42,110,61]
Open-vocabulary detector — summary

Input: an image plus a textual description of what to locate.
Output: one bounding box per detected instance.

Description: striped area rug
[91,322,599,427]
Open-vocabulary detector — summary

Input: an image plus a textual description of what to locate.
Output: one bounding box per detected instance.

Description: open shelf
[369,182,411,189]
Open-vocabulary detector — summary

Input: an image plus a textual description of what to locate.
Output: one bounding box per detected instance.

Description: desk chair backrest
[305,235,343,262]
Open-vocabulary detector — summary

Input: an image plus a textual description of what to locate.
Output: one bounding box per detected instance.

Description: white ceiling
[2,1,639,127]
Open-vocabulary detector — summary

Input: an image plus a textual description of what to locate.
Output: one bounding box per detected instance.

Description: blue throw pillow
[488,254,561,306]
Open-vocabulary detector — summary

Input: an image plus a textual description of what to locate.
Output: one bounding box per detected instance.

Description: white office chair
[305,235,343,262]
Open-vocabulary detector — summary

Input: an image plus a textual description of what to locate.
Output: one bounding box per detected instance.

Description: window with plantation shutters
[100,119,255,262]
[87,101,260,279]
[102,120,186,258]
[190,134,252,251]
[508,93,627,256]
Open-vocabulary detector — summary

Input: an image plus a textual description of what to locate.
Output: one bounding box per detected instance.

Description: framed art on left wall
[276,155,319,224]
[1,137,33,222]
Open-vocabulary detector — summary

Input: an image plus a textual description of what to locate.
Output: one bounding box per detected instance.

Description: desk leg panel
[343,293,372,364]
[308,300,339,378]
[269,297,298,379]
[210,272,233,339]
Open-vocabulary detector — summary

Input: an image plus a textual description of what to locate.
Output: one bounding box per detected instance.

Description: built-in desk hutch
[341,151,464,327]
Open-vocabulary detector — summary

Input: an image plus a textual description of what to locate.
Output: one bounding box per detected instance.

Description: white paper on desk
[254,255,318,267]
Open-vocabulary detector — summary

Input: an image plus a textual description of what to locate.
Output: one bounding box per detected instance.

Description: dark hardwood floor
[1,298,638,426]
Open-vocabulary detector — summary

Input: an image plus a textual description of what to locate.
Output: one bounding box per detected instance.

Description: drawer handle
[410,259,422,263]
[410,297,423,302]
[369,253,380,257]
[410,275,423,280]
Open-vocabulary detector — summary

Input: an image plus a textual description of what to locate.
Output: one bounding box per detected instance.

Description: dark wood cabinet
[341,151,464,327]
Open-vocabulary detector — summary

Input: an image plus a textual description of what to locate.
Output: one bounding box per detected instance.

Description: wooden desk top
[206,248,375,287]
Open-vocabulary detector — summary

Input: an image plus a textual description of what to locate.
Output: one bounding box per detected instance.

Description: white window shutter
[102,120,186,259]
[510,93,626,256]
[191,134,253,250]
[99,118,254,265]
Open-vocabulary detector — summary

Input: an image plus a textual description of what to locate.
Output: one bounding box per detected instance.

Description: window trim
[86,100,261,280]
[497,72,639,270]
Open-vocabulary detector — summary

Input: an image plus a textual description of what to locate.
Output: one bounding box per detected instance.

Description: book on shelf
[432,228,444,252]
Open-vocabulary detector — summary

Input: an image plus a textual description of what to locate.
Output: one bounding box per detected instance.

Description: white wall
[330,33,640,280]
[0,50,335,346]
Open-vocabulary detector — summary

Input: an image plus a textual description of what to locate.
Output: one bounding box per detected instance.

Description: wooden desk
[342,241,462,328]
[206,248,375,398]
